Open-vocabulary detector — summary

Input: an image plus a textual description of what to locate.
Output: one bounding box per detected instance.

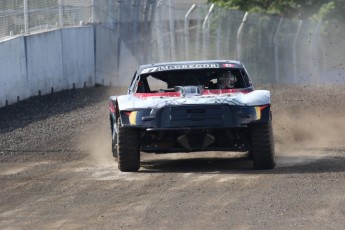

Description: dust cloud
[78,121,114,166]
[76,87,127,167]
[269,85,345,165]
[274,112,345,150]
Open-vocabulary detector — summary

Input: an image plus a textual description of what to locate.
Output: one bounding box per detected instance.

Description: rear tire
[117,120,140,172]
[250,122,276,170]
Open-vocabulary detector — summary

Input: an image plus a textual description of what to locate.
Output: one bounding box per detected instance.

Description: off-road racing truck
[109,60,275,172]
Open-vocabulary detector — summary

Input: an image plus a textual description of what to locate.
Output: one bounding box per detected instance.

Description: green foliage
[207,0,345,22]
[311,1,345,23]
[207,0,345,74]
[207,0,345,44]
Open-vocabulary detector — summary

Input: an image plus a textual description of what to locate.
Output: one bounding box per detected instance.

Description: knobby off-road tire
[111,124,118,161]
[250,122,276,170]
[117,120,140,172]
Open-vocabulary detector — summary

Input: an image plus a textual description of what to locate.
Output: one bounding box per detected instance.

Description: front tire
[117,120,140,172]
[111,124,118,161]
[250,122,276,170]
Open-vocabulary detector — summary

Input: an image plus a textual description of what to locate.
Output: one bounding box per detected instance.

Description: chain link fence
[1,0,344,84]
[0,0,92,39]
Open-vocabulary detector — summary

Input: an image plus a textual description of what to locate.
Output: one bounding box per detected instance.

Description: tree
[207,0,345,22]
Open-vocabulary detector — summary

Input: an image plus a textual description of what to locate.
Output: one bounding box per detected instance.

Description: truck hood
[114,89,270,111]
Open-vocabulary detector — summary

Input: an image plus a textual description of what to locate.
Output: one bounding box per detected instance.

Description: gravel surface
[1,85,345,230]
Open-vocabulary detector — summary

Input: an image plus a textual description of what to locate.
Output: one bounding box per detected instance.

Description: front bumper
[120,104,271,129]
[117,104,271,153]
[139,127,251,152]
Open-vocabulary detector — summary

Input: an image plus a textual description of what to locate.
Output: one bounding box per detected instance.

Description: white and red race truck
[109,60,275,172]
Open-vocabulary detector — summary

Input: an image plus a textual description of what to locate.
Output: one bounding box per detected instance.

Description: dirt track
[1,85,345,229]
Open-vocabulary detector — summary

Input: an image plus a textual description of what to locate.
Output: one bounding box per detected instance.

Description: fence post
[132,1,139,58]
[24,0,28,33]
[59,0,64,27]
[310,21,322,84]
[168,0,176,60]
[143,0,155,64]
[155,1,165,62]
[216,25,221,59]
[293,20,303,83]
[148,1,157,63]
[202,3,214,59]
[184,4,196,60]
[91,0,95,23]
[273,17,283,83]
[236,12,248,60]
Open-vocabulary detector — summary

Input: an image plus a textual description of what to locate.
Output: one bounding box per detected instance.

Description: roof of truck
[138,60,244,74]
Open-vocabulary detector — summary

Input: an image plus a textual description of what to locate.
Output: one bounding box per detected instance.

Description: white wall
[62,27,95,88]
[0,37,28,107]
[26,30,64,96]
[118,39,139,86]
[0,25,143,108]
[0,26,96,108]
[94,25,119,86]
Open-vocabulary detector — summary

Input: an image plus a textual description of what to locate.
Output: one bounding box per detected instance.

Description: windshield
[135,69,251,93]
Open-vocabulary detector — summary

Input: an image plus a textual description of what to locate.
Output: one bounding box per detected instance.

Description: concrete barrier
[0,36,28,107]
[94,25,119,86]
[26,30,64,96]
[0,26,96,108]
[117,39,139,86]
[62,27,95,89]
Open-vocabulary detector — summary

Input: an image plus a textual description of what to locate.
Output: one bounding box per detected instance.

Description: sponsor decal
[129,111,138,125]
[222,63,236,68]
[255,107,261,120]
[134,88,252,99]
[254,105,269,120]
[134,92,181,98]
[141,64,219,74]
[202,88,252,95]
[141,67,159,74]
